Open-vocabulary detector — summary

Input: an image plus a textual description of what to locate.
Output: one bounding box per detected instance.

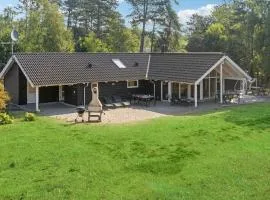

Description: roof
[148,53,225,83]
[0,52,251,86]
[11,53,150,86]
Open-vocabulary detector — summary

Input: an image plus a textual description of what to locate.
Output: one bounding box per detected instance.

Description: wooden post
[194,84,198,107]
[153,82,156,98]
[187,84,191,99]
[223,79,226,94]
[220,63,223,103]
[168,81,172,102]
[200,80,203,100]
[36,86,40,112]
[59,85,63,102]
[161,81,163,101]
[209,75,211,98]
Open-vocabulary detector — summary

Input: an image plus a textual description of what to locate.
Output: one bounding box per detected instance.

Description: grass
[1,103,270,199]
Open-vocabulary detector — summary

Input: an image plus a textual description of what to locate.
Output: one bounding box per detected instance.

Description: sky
[0,0,224,25]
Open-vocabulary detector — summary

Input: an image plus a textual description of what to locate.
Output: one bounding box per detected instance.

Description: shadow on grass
[91,140,200,175]
[222,103,270,130]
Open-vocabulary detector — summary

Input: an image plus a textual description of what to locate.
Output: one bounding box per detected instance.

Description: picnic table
[131,94,156,106]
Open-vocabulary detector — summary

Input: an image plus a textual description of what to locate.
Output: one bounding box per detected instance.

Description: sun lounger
[112,95,131,107]
[100,96,115,109]
[103,96,123,108]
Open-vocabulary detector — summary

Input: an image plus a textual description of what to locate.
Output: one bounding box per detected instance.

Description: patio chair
[170,95,181,105]
[112,95,130,107]
[100,96,115,109]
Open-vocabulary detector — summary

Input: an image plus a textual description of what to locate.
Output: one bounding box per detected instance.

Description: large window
[127,80,139,88]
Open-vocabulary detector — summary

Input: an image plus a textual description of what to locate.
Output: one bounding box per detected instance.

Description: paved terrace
[14,96,270,124]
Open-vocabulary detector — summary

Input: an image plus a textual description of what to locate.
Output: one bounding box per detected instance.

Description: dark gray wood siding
[4,63,27,105]
[66,80,154,106]
[18,68,27,105]
[4,63,19,104]
[39,86,59,103]
[98,80,153,99]
[64,85,78,105]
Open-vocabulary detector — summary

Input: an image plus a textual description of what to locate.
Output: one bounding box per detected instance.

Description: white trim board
[225,56,252,80]
[195,56,252,85]
[195,56,226,85]
[0,57,14,79]
[0,55,35,87]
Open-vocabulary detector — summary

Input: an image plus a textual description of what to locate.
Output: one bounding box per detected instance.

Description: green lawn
[1,103,270,199]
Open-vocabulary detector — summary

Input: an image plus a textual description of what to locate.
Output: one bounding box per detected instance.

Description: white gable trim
[13,56,35,87]
[0,55,35,87]
[0,57,14,79]
[195,56,252,85]
[225,56,252,80]
[195,56,226,85]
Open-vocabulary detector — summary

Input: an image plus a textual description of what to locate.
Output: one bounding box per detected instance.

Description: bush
[0,113,13,125]
[0,82,10,111]
[24,112,36,122]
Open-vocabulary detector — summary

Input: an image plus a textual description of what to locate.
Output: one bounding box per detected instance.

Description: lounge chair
[103,96,123,108]
[100,96,115,109]
[112,95,131,107]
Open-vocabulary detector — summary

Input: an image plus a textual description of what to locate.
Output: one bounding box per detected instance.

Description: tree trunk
[96,2,101,39]
[67,9,71,28]
[140,21,146,52]
[139,0,148,52]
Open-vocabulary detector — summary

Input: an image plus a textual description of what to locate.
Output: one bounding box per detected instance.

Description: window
[127,80,139,88]
[112,59,126,69]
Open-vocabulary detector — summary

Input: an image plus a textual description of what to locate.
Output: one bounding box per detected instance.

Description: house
[0,52,252,111]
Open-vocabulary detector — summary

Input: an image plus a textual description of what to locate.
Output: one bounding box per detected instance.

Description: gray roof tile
[148,53,224,83]
[13,52,225,86]
[14,53,149,86]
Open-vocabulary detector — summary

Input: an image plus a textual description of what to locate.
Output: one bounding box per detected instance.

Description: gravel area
[53,106,166,124]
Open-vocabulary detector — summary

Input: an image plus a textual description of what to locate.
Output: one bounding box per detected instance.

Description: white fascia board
[0,57,14,79]
[13,56,35,87]
[225,56,252,80]
[195,56,226,85]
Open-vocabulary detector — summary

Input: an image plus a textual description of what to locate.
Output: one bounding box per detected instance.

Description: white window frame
[112,59,127,69]
[127,80,139,88]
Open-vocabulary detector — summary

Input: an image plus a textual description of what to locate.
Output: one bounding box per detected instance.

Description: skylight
[112,59,126,69]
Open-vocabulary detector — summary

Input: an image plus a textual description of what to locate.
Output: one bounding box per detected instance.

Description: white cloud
[178,4,216,26]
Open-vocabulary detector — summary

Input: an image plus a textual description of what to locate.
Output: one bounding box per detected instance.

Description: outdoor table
[215,92,240,104]
[132,94,156,106]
